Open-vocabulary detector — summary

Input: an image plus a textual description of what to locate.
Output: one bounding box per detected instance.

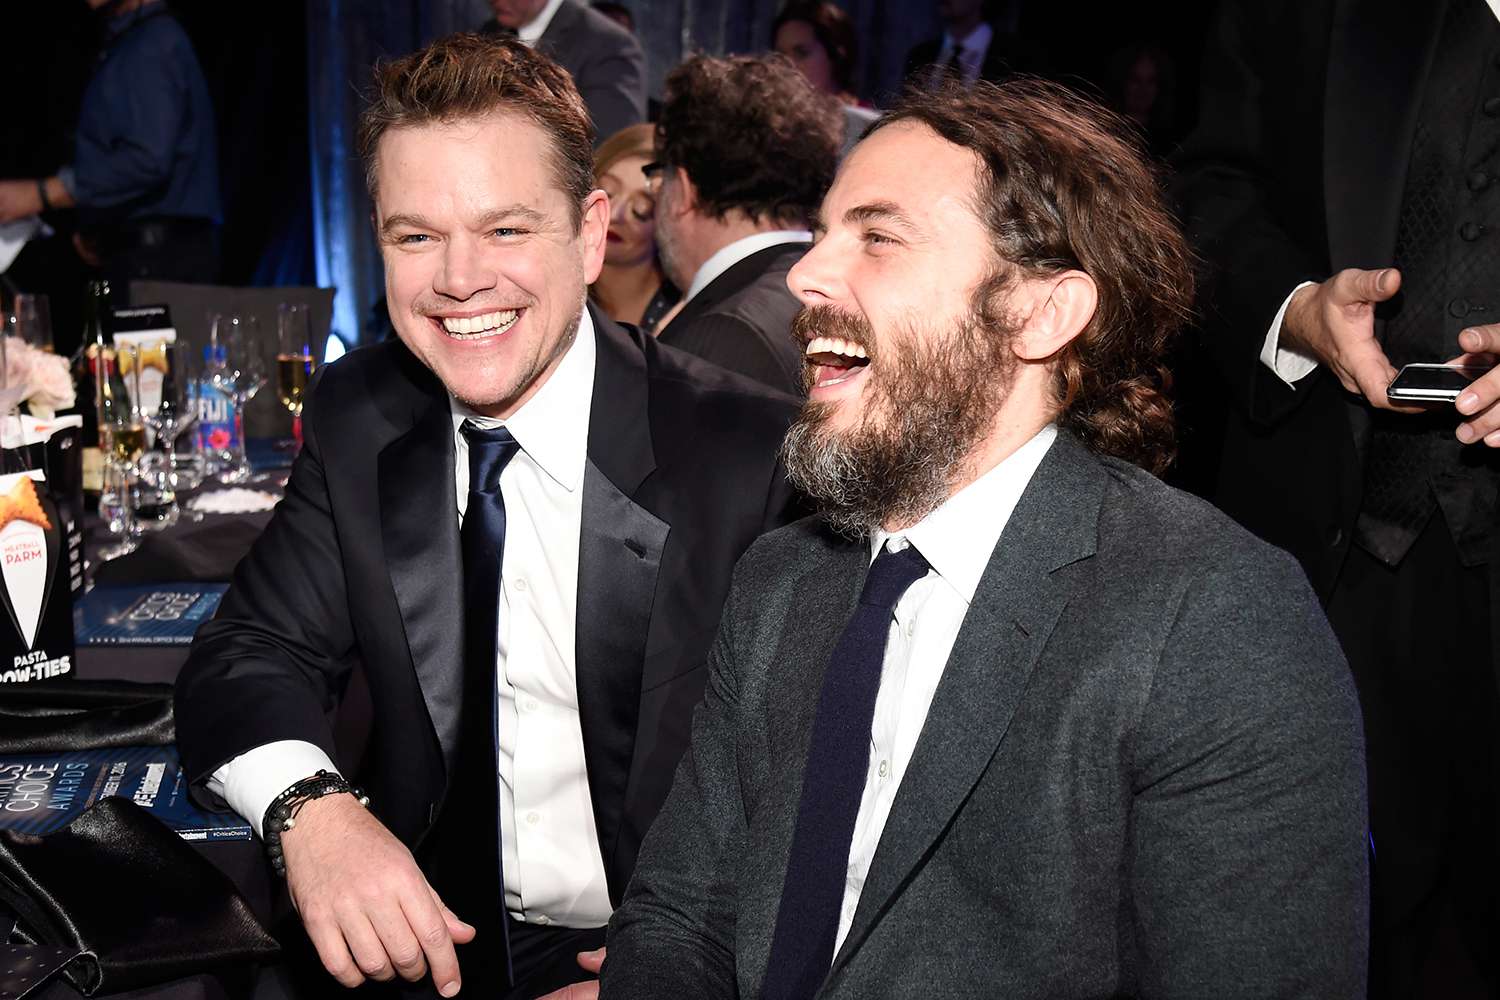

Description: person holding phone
[1173,2,1500,996]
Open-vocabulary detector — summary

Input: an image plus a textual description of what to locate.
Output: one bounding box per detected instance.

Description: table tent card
[0,471,73,685]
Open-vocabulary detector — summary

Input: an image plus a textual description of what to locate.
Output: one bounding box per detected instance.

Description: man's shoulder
[732,515,849,592]
[548,0,640,56]
[305,339,438,430]
[1087,452,1316,612]
[640,326,800,422]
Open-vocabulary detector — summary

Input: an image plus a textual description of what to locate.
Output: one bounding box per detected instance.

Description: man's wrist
[263,770,369,877]
[35,178,51,213]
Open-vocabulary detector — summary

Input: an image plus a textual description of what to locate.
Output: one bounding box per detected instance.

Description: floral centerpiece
[3,336,76,419]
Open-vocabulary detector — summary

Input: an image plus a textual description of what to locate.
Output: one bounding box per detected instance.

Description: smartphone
[1386,363,1494,403]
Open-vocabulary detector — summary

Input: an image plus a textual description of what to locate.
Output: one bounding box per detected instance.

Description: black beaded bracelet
[262,769,368,877]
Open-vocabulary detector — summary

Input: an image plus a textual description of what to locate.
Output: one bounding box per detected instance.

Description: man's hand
[281,793,475,995]
[535,947,606,999]
[1448,326,1500,446]
[0,180,42,224]
[1281,267,1422,412]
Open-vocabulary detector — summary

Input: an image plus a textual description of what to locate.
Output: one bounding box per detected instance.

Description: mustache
[792,305,878,360]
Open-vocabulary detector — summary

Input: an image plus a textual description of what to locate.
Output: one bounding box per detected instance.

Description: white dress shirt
[682,230,812,304]
[833,424,1057,955]
[211,310,612,929]
[516,0,565,46]
[1261,0,1500,386]
[927,22,993,89]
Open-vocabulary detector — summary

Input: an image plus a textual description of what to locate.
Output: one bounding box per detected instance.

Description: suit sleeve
[1125,546,1369,998]
[602,557,755,998]
[576,27,647,145]
[1169,0,1331,425]
[174,370,358,791]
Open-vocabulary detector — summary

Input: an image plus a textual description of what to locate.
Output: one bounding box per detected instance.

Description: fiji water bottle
[197,342,239,479]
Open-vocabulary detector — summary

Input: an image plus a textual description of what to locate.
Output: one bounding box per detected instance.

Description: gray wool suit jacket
[537,0,645,145]
[601,430,1370,999]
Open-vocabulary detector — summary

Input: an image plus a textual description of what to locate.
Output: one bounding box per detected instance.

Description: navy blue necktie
[458,421,521,984]
[761,542,931,1000]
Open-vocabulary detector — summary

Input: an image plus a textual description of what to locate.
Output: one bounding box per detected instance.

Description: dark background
[1,0,1218,487]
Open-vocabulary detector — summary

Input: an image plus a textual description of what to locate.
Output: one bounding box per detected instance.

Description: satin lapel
[578,308,662,898]
[742,540,867,991]
[831,433,1104,970]
[378,397,465,778]
[576,459,666,899]
[1323,0,1444,271]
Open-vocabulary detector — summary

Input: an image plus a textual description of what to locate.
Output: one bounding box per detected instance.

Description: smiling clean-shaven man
[601,79,1369,1000]
[174,33,798,1000]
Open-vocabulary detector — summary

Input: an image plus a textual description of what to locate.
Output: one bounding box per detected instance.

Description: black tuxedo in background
[174,309,799,993]
[901,25,1051,90]
[657,242,808,397]
[1173,1,1499,995]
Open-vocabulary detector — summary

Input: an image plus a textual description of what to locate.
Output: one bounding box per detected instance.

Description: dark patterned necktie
[761,542,931,1000]
[457,420,521,984]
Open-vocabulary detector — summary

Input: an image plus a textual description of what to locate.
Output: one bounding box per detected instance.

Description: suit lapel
[378,385,465,779]
[576,309,665,899]
[830,433,1105,970]
[741,539,867,988]
[1323,0,1444,271]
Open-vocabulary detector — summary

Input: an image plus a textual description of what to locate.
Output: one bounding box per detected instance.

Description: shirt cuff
[1260,281,1320,386]
[208,741,340,839]
[55,166,76,201]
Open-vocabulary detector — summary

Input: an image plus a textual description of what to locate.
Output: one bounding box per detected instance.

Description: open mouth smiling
[436,309,522,340]
[805,335,871,389]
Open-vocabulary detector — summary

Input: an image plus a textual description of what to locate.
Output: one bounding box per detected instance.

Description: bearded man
[596,80,1371,1000]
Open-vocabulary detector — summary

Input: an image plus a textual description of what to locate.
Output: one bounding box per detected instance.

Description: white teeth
[440,310,519,338]
[804,336,868,359]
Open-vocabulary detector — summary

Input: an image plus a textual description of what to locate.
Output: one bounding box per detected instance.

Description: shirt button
[878,759,889,778]
[514,578,528,592]
[534,915,551,926]
[1451,297,1472,318]
[526,811,541,826]
[904,620,916,639]
[521,696,538,713]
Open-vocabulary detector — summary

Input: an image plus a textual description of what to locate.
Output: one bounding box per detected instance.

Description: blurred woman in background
[590,123,679,331]
[771,0,876,158]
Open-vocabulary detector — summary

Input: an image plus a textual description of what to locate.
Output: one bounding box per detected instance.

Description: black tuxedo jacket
[174,309,800,903]
[657,242,808,397]
[1172,0,1452,599]
[901,27,1051,89]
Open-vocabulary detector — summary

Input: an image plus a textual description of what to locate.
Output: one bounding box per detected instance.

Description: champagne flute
[97,344,144,559]
[14,293,53,352]
[276,303,314,449]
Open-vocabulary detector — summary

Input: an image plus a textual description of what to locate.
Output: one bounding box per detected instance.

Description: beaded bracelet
[262,769,369,877]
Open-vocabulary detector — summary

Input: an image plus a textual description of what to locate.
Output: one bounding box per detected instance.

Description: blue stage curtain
[306,0,937,348]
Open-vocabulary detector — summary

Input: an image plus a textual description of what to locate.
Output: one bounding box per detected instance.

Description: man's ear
[580,188,610,284]
[1010,270,1098,362]
[668,165,699,216]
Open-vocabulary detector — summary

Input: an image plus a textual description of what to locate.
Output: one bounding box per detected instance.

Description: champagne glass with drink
[276,303,313,449]
[97,343,145,559]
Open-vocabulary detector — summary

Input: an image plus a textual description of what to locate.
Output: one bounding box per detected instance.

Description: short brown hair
[869,78,1196,474]
[357,32,595,230]
[656,54,840,227]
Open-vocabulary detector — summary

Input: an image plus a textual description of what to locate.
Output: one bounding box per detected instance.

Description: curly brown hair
[656,53,840,228]
[868,78,1196,475]
[356,32,595,230]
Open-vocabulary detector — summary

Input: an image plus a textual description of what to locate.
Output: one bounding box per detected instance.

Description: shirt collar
[684,230,812,304]
[450,307,596,492]
[871,423,1057,604]
[941,21,992,57]
[518,0,567,45]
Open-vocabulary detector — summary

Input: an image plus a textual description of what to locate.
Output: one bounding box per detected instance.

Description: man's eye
[397,233,430,245]
[493,228,526,238]
[864,230,898,246]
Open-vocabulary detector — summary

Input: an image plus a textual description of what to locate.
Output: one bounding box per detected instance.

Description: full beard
[782,300,1017,539]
